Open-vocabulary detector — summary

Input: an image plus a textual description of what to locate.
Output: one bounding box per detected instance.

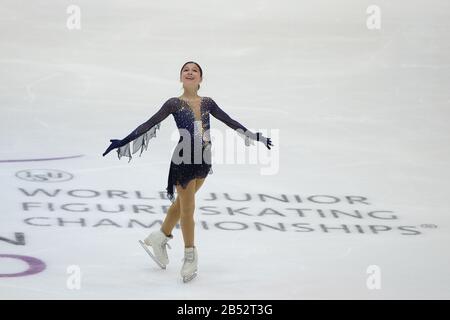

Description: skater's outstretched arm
[103,97,177,160]
[208,97,273,149]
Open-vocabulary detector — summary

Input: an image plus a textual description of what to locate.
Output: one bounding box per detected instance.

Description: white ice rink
[1,0,450,299]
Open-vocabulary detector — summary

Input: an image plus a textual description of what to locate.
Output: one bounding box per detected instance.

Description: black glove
[257,132,274,150]
[102,139,124,157]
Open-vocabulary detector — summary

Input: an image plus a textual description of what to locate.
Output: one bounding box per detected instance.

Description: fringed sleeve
[117,98,176,162]
[209,97,259,146]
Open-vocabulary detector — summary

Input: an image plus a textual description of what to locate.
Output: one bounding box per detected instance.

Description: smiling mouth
[186,77,194,80]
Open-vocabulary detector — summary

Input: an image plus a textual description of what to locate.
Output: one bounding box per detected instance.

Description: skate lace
[161,239,172,250]
[181,251,195,263]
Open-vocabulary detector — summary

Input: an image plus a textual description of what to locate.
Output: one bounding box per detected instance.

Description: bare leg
[161,178,206,238]
[160,196,180,236]
[176,178,206,248]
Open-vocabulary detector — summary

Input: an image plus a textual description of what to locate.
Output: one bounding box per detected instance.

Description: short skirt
[166,141,213,203]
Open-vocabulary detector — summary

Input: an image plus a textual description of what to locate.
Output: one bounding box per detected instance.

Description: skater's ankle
[160,228,172,238]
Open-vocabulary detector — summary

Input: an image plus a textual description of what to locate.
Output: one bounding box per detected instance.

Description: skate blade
[138,240,166,269]
[183,272,197,283]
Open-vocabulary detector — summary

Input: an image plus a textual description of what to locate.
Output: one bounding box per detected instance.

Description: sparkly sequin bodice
[114,95,260,203]
[173,97,211,146]
[115,96,258,162]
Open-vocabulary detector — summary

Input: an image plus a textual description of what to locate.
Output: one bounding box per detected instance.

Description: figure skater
[103,61,273,282]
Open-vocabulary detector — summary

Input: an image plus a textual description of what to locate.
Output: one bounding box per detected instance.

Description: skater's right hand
[102,139,123,157]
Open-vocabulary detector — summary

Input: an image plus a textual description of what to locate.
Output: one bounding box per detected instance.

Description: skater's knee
[180,202,195,218]
[167,205,180,218]
[179,193,195,216]
[168,197,181,215]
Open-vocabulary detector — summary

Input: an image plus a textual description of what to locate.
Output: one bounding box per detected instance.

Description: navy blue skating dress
[115,97,259,203]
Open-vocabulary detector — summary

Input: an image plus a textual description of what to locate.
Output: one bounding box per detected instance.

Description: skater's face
[180,63,202,90]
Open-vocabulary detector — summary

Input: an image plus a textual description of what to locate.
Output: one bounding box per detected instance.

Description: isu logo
[16,169,73,182]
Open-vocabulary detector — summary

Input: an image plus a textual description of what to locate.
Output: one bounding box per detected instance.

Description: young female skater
[103,61,273,282]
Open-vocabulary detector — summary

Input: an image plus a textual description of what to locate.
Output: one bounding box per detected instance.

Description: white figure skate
[181,246,198,283]
[139,229,173,269]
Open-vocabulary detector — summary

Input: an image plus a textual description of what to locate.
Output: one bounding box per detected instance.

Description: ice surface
[0,0,449,299]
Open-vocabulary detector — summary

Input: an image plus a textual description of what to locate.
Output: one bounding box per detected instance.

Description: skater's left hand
[257,132,274,150]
